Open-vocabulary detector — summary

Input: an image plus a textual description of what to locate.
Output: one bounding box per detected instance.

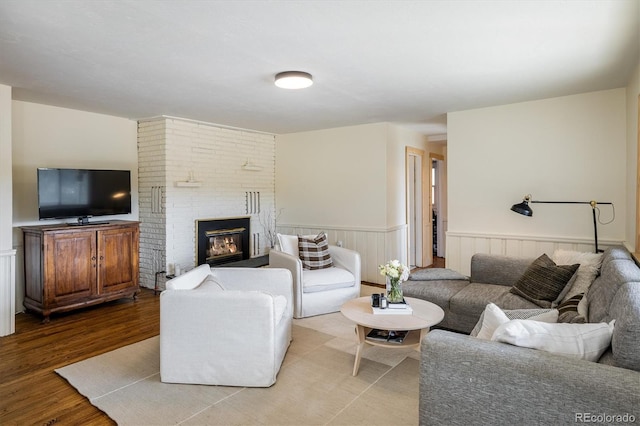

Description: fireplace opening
[206,227,244,264]
[196,217,251,267]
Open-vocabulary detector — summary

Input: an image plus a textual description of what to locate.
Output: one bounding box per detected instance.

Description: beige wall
[276,123,389,229]
[11,101,138,311]
[0,84,15,336]
[12,101,139,229]
[446,89,628,273]
[448,88,626,242]
[275,122,429,282]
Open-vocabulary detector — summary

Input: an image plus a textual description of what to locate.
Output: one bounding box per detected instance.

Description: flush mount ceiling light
[274,71,313,89]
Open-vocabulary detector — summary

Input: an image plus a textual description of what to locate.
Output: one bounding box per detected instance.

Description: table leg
[353,324,366,376]
[420,327,430,343]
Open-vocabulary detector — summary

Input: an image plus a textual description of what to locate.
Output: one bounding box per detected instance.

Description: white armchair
[160,264,293,387]
[269,234,361,318]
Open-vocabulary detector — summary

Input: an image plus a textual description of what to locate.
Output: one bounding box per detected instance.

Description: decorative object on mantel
[378,259,410,304]
[510,194,615,253]
[259,205,283,250]
[175,171,202,187]
[241,159,263,171]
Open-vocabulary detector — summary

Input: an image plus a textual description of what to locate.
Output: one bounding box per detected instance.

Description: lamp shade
[511,200,533,216]
[274,71,313,89]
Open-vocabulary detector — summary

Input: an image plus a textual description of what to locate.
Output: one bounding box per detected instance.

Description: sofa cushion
[492,319,615,362]
[298,232,333,270]
[494,291,541,310]
[470,254,533,287]
[470,303,558,338]
[450,283,512,319]
[302,267,355,293]
[409,268,468,281]
[509,254,579,308]
[403,279,469,313]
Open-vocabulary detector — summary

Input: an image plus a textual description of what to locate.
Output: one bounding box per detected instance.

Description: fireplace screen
[206,227,244,263]
[196,217,251,267]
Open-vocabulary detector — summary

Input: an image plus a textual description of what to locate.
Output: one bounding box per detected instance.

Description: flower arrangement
[378,260,410,303]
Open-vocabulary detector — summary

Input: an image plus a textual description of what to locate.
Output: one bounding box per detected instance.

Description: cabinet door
[44,230,96,303]
[97,226,139,294]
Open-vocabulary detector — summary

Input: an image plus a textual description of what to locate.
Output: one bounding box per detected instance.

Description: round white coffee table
[340,296,444,376]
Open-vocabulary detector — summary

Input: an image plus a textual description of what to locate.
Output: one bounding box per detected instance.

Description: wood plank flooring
[0,289,160,426]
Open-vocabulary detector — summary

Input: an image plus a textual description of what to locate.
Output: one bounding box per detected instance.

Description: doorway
[406,147,429,268]
[431,154,445,258]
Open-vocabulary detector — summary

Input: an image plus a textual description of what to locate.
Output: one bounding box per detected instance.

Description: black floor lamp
[510,194,614,253]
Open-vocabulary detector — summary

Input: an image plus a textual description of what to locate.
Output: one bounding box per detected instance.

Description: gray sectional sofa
[405,246,640,425]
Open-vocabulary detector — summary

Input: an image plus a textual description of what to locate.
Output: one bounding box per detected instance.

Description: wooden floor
[0,289,160,426]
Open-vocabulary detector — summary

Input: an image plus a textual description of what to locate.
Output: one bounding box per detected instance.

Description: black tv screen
[37,168,132,221]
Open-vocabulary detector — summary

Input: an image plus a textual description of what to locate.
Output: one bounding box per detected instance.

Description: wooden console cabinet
[22,221,140,322]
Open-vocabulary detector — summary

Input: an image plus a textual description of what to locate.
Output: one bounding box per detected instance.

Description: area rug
[56,311,420,425]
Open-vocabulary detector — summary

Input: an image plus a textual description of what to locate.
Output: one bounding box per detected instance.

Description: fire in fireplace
[206,227,244,263]
[196,217,251,266]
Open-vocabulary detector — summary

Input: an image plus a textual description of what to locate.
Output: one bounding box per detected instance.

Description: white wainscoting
[277,224,407,285]
[446,232,624,276]
[0,249,16,336]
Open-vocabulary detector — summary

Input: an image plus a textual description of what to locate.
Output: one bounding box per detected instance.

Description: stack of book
[372,299,413,315]
[366,329,410,344]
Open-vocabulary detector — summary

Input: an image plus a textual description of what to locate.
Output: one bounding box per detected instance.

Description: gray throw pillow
[510,254,579,308]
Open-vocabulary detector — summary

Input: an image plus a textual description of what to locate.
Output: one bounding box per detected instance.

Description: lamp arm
[530,200,613,206]
[526,200,613,254]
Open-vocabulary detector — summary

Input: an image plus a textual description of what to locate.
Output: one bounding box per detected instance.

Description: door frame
[405,147,430,267]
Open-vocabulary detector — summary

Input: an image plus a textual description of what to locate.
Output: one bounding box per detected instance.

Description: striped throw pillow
[298,232,333,270]
[557,293,587,323]
[510,254,579,308]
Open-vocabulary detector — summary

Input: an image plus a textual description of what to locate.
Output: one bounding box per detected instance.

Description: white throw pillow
[474,303,558,340]
[277,233,299,256]
[491,319,615,362]
[551,249,603,304]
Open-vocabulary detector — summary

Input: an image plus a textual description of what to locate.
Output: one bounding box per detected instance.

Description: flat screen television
[37,168,132,224]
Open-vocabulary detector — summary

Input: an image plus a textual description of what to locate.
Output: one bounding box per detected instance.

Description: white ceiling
[0,0,638,136]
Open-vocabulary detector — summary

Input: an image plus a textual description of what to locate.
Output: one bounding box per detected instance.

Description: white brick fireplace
[137,116,275,289]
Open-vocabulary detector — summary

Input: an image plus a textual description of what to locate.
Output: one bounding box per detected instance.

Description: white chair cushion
[302,267,355,293]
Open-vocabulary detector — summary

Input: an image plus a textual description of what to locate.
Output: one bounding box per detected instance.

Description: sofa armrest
[328,245,361,286]
[420,330,640,425]
[269,248,304,317]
